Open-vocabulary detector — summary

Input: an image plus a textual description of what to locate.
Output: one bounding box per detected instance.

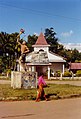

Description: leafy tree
[71,49,80,62]
[27,34,38,52]
[0,32,19,71]
[44,27,59,53]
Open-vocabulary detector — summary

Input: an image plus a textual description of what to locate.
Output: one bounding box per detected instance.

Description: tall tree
[71,49,80,62]
[27,34,38,52]
[44,27,59,53]
[0,32,19,71]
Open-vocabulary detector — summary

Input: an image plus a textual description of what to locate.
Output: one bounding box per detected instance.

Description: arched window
[39,49,44,52]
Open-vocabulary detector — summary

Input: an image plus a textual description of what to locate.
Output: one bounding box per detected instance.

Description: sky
[0,0,81,44]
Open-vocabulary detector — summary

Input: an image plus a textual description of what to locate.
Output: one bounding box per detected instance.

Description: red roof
[70,63,81,69]
[34,32,49,46]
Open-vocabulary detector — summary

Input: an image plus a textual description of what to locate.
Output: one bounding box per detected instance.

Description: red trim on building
[70,63,81,69]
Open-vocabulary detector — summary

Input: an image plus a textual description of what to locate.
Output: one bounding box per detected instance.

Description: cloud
[63,43,81,52]
[34,32,39,36]
[61,30,73,37]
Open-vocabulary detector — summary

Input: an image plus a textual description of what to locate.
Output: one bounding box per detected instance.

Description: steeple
[33,32,50,46]
[32,32,50,52]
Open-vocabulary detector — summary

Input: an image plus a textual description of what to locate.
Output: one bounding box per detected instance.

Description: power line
[0,2,81,22]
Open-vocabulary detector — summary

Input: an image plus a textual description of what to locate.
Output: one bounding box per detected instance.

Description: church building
[23,32,66,79]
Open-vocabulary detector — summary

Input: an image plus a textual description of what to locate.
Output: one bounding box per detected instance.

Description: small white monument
[11,71,37,89]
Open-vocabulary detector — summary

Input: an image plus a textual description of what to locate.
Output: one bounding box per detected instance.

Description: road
[0,80,11,84]
[0,98,81,119]
[46,80,81,86]
[1,80,81,86]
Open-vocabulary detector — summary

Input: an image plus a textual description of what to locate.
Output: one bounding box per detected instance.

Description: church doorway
[36,66,48,79]
[36,66,43,76]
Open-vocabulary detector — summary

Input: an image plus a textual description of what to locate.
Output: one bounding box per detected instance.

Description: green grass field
[0,83,81,101]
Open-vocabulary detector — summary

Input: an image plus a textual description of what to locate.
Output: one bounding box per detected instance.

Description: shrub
[54,70,61,77]
[76,70,81,77]
[63,71,72,77]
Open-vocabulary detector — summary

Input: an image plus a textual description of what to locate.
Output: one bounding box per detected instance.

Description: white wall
[34,46,49,53]
[50,63,64,73]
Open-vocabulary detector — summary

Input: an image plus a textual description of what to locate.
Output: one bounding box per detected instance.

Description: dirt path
[1,80,81,86]
[0,80,11,84]
[0,98,81,119]
[46,80,81,86]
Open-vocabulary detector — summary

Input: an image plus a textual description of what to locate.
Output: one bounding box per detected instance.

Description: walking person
[36,73,48,102]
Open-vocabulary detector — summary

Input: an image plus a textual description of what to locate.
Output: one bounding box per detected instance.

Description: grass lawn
[0,83,81,101]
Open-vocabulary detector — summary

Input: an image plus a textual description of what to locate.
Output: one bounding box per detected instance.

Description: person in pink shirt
[38,74,46,86]
[36,73,48,102]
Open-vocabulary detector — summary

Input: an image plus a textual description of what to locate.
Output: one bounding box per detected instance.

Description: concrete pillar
[48,66,50,79]
[29,67,32,71]
[11,71,22,89]
[20,65,25,72]
[17,63,20,71]
[63,64,64,74]
[60,73,63,80]
[32,66,35,72]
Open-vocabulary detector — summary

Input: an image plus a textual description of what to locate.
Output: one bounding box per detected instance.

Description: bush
[76,70,81,77]
[63,71,72,77]
[54,70,61,77]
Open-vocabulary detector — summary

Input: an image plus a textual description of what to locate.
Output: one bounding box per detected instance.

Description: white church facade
[23,32,66,79]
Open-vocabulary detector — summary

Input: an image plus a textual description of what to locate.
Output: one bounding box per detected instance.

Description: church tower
[32,32,50,53]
